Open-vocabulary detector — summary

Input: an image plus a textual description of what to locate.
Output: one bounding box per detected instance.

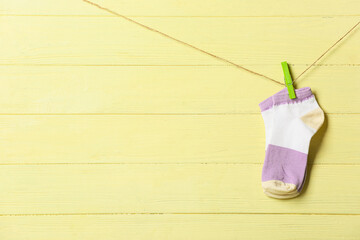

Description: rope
[82,0,360,87]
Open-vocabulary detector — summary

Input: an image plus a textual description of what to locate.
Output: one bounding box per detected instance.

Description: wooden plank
[0,0,103,16]
[0,66,359,114]
[0,115,357,164]
[1,1,358,240]
[1,0,360,16]
[0,17,359,67]
[1,214,359,240]
[0,164,360,214]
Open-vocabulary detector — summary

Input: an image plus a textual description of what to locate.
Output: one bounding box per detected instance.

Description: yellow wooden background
[1,0,360,239]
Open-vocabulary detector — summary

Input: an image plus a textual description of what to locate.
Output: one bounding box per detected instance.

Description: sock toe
[262,180,298,194]
[263,190,300,199]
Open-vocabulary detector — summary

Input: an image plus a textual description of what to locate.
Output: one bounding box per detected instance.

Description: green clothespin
[281,61,296,99]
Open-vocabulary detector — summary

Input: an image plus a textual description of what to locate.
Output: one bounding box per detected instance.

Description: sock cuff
[259,87,314,112]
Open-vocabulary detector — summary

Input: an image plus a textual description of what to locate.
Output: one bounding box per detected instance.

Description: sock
[259,87,324,199]
[260,89,308,198]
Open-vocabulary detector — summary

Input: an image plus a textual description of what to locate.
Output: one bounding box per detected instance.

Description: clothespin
[281,61,296,99]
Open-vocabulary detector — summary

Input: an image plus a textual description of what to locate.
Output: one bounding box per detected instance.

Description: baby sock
[259,87,324,199]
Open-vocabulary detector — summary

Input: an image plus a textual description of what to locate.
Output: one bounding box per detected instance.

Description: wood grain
[0,66,359,114]
[1,164,360,214]
[0,115,357,164]
[1,0,360,16]
[1,215,359,240]
[1,17,359,69]
[1,0,360,239]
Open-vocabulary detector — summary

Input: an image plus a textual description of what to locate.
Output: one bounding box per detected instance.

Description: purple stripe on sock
[259,87,314,112]
[262,144,308,192]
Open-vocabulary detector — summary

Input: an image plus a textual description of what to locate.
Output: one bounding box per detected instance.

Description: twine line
[82,0,359,87]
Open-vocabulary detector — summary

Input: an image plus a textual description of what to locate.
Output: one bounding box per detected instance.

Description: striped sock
[259,87,324,199]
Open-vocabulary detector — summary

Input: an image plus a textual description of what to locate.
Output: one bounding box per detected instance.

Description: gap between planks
[0,113,357,115]
[0,63,359,66]
[1,14,360,18]
[0,162,359,166]
[1,212,360,217]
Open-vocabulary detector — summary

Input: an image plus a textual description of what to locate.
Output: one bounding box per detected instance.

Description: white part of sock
[269,96,322,154]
